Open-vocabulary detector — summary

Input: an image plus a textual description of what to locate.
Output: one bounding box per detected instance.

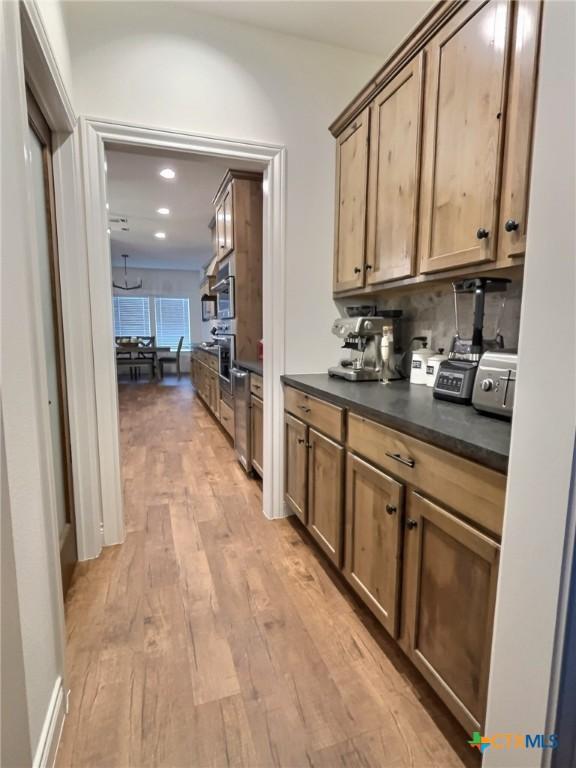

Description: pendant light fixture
[113,254,143,291]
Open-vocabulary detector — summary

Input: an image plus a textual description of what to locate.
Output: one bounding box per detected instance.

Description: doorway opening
[80,119,286,554]
[104,142,267,506]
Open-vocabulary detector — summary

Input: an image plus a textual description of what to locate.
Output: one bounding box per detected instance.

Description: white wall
[112,266,203,372]
[34,0,73,99]
[484,2,576,763]
[63,2,383,374]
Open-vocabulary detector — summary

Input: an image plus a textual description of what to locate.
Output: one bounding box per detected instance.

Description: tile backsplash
[375,279,523,354]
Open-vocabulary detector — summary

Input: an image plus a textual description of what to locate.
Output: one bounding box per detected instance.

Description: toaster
[472,350,517,419]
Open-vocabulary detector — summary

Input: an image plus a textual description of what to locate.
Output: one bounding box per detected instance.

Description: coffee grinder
[433,277,511,404]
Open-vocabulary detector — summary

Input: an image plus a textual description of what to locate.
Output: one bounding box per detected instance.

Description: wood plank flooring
[56,378,475,768]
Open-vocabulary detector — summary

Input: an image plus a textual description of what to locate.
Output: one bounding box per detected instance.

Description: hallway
[56,381,471,768]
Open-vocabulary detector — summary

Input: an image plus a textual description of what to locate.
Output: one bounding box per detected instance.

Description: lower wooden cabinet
[284,413,308,523]
[250,394,263,477]
[307,428,345,566]
[283,385,503,732]
[404,492,500,732]
[344,454,403,637]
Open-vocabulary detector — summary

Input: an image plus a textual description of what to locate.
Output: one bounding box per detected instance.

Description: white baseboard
[32,677,66,768]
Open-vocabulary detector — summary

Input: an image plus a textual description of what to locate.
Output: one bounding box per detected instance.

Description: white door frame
[80,118,287,548]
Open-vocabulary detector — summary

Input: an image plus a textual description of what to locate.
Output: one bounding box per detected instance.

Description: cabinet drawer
[220,389,234,410]
[195,351,219,372]
[250,373,263,398]
[347,413,505,536]
[219,399,234,438]
[284,386,344,443]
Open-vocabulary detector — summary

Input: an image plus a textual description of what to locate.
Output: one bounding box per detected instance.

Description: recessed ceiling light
[155,232,166,239]
[159,168,175,180]
[157,207,170,215]
[106,202,110,210]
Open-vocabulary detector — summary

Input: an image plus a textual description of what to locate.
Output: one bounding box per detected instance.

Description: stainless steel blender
[433,277,511,404]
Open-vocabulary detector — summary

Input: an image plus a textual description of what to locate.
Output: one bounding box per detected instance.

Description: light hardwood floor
[56,379,475,768]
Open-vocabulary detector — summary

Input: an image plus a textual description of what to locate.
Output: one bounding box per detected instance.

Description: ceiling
[187,1,434,57]
[105,145,263,271]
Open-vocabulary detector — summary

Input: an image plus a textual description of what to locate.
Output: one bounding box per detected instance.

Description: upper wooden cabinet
[212,169,263,360]
[497,0,543,261]
[366,53,424,284]
[333,108,370,292]
[330,0,542,294]
[419,0,511,273]
[223,188,233,254]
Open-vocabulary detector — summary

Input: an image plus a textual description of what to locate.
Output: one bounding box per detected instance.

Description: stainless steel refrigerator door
[232,368,251,471]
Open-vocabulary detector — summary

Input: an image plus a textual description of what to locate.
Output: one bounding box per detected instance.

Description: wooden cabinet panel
[345,454,403,636]
[405,492,499,731]
[333,108,370,293]
[284,413,308,523]
[223,188,233,255]
[347,413,505,537]
[307,429,344,566]
[284,386,344,443]
[497,0,542,261]
[366,54,424,284]
[216,202,226,257]
[419,1,512,273]
[250,373,263,398]
[251,395,263,477]
[219,399,234,438]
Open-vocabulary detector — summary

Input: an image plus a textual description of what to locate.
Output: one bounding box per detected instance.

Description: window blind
[154,298,191,350]
[113,296,151,338]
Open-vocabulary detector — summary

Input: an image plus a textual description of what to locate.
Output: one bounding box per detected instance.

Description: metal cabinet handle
[365,264,373,271]
[406,519,418,530]
[385,451,415,468]
[297,437,306,444]
[299,405,311,413]
[385,504,397,515]
[504,219,519,232]
[354,266,362,274]
[476,228,489,240]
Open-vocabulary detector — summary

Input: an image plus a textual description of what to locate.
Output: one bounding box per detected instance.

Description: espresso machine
[329,317,394,381]
[433,277,511,404]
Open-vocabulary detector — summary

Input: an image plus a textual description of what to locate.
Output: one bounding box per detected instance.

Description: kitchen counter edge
[281,374,510,474]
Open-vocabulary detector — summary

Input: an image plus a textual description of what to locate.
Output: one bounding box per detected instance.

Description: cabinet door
[366,54,424,284]
[251,395,263,476]
[344,454,404,637]
[223,187,234,254]
[405,492,500,731]
[419,0,512,273]
[497,0,542,261]
[307,429,344,566]
[216,202,226,257]
[284,413,308,522]
[333,107,370,293]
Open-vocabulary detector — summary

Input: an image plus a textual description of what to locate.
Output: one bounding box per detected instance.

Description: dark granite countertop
[281,374,511,473]
[191,344,218,357]
[234,359,263,376]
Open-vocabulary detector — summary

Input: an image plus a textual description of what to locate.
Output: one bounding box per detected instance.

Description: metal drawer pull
[406,519,418,530]
[297,438,306,445]
[299,405,311,413]
[385,451,415,468]
[385,504,396,515]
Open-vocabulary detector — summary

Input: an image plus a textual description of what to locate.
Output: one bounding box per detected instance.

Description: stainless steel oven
[213,323,235,392]
[213,260,235,319]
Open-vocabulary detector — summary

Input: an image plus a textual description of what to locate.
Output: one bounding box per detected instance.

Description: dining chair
[136,335,156,379]
[158,337,184,379]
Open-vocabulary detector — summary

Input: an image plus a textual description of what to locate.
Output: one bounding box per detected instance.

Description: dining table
[115,344,171,381]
